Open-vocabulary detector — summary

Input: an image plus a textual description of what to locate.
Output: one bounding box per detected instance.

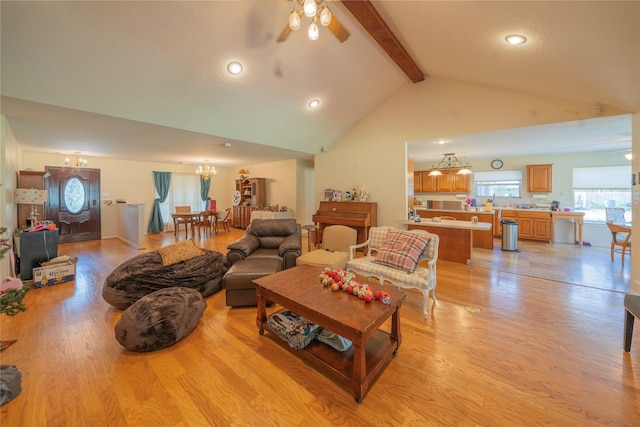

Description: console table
[551,211,585,247]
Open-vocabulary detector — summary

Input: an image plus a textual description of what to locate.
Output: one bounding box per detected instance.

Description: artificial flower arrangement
[319,268,391,304]
[1,227,28,317]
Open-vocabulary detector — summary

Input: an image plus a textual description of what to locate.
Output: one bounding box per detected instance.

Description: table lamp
[15,188,48,227]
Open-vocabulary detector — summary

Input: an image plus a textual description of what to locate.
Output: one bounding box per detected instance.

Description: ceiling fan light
[308,21,319,40]
[288,10,301,30]
[303,0,317,18]
[319,7,331,26]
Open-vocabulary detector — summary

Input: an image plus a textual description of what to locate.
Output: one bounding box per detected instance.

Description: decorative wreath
[318,268,391,304]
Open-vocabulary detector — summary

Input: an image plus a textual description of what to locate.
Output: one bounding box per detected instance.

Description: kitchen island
[413,207,494,249]
[402,219,491,265]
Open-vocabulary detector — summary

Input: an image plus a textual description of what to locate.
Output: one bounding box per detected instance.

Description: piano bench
[296,250,349,271]
[223,258,282,307]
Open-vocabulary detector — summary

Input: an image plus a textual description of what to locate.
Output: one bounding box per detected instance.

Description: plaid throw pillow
[372,230,431,273]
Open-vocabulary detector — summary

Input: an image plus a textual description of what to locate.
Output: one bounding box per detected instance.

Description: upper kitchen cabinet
[415,169,469,193]
[527,164,553,193]
[421,172,437,192]
[413,171,422,192]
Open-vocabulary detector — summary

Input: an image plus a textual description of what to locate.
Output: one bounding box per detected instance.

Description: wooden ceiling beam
[340,0,425,83]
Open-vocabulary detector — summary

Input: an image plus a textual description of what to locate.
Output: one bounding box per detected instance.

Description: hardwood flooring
[1,229,638,426]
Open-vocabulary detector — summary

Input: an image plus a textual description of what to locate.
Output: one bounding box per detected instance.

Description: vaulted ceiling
[1,1,638,167]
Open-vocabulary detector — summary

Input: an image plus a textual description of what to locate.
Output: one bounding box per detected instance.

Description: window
[474,170,522,198]
[159,174,202,231]
[573,166,632,222]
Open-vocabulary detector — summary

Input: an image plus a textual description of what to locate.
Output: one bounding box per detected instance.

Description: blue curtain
[200,176,211,209]
[147,171,171,234]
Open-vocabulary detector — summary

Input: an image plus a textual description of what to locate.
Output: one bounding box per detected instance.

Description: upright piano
[312,202,377,246]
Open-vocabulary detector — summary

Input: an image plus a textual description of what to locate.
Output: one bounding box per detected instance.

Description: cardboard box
[33,257,77,288]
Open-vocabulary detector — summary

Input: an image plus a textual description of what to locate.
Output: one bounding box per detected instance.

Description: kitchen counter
[412,208,494,249]
[414,207,495,214]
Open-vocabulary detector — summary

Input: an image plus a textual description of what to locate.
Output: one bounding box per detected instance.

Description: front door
[45,166,101,244]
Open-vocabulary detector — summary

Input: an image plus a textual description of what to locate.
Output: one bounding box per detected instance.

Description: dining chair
[174,205,195,238]
[195,211,215,237]
[607,222,631,267]
[215,208,232,233]
[605,208,626,225]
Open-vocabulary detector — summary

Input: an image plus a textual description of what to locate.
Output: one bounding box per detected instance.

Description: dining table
[171,211,205,238]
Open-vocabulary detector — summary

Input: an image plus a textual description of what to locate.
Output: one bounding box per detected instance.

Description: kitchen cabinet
[494,210,516,236]
[413,172,422,192]
[527,164,552,193]
[415,169,469,193]
[421,172,437,192]
[494,209,551,242]
[233,178,266,229]
[450,172,471,193]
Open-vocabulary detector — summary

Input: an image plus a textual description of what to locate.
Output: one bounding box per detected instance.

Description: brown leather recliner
[224,219,302,307]
[226,218,302,270]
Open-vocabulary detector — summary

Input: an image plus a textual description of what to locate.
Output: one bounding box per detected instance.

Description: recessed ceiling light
[308,99,320,109]
[505,34,527,45]
[227,61,244,75]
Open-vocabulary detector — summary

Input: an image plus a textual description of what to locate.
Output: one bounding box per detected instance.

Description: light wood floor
[1,228,638,426]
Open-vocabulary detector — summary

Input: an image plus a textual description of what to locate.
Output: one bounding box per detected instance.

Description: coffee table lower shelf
[259,322,398,403]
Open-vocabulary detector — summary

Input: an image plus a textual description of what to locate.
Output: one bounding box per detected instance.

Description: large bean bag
[102,241,228,310]
[114,287,206,352]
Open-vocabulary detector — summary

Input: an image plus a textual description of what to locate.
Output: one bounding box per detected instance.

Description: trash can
[501,220,519,252]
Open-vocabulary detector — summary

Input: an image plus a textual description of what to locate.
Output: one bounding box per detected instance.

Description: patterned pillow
[372,230,431,273]
[157,239,205,266]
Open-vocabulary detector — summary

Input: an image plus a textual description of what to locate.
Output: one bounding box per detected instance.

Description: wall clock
[491,159,504,169]
[232,191,241,206]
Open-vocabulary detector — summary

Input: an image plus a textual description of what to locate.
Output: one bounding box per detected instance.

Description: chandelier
[288,0,333,41]
[196,161,216,181]
[65,152,88,168]
[428,153,472,176]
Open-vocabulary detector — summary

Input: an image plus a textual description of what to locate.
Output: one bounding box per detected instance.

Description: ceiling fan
[276,0,423,83]
[276,0,350,43]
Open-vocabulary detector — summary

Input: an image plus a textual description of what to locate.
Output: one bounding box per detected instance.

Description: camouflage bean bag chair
[115,287,206,352]
[102,240,228,310]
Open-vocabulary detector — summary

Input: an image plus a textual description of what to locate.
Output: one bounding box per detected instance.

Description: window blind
[573,166,631,189]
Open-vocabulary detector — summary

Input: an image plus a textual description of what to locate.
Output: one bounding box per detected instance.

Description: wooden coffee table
[253,264,407,403]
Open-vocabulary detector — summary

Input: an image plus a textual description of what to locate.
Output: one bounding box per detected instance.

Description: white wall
[1,116,21,279]
[631,112,639,295]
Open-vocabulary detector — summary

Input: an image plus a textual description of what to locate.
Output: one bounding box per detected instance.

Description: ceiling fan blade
[327,14,350,43]
[276,23,293,43]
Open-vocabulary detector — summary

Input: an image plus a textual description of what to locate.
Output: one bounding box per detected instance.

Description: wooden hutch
[232,177,266,229]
